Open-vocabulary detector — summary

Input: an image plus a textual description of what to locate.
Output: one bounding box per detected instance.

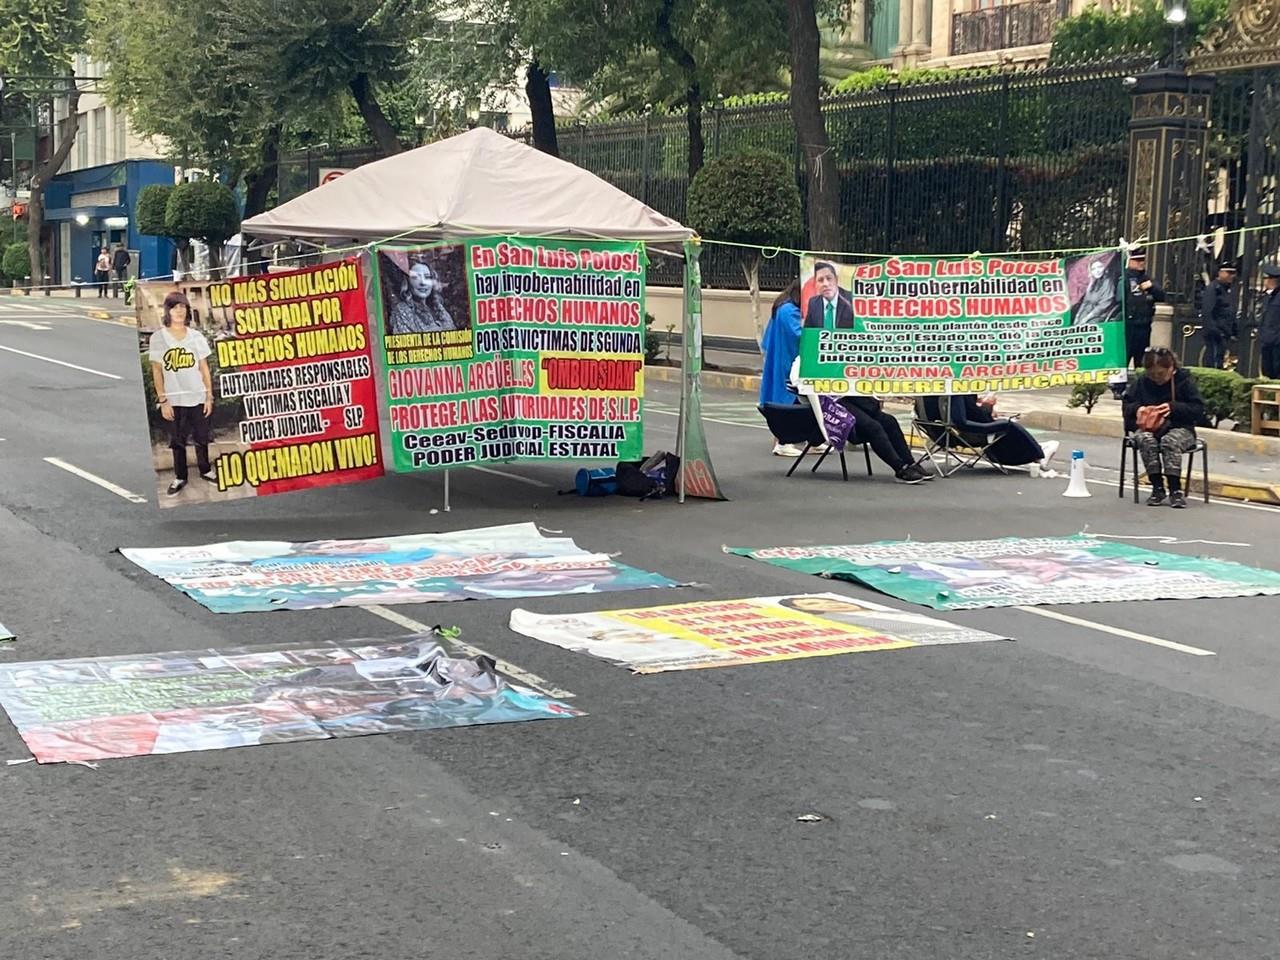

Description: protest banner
[0,633,581,763]
[729,536,1280,610]
[120,521,679,614]
[134,260,383,507]
[510,593,1005,673]
[797,252,1126,396]
[373,237,645,472]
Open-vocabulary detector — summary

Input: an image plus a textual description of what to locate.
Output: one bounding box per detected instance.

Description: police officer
[1123,247,1164,368]
[1259,262,1280,379]
[1199,259,1238,369]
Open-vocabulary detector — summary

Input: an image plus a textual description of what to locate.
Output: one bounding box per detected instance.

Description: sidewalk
[647,362,1280,505]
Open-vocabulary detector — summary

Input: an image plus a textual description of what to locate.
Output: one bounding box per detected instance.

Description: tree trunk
[243,124,282,219]
[786,0,840,251]
[743,257,764,349]
[349,73,403,155]
[28,87,83,284]
[654,0,705,178]
[525,60,560,157]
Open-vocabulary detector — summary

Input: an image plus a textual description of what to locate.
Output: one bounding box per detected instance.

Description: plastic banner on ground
[0,633,581,764]
[119,522,678,614]
[373,238,645,472]
[135,260,383,507]
[796,252,1126,397]
[509,593,1006,673]
[728,536,1280,610]
[0,623,12,641]
[676,240,726,500]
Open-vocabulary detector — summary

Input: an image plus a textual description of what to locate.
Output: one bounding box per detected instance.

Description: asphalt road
[2,296,1279,960]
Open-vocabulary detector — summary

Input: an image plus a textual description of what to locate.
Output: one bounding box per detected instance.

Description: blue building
[43,159,175,286]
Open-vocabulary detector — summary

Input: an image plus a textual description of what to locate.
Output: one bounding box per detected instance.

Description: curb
[646,364,761,393]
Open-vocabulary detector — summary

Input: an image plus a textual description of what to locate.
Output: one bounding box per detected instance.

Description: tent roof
[242,127,693,244]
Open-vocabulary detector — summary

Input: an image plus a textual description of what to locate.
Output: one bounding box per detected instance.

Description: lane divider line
[1014,606,1216,657]
[0,344,123,380]
[363,605,576,699]
[43,457,148,504]
[468,465,553,488]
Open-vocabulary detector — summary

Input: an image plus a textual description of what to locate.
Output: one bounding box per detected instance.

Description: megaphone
[1062,449,1091,498]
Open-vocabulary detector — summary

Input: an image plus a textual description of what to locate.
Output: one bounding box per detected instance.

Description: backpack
[616,451,679,500]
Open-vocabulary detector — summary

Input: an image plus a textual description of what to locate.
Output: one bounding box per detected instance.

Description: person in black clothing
[838,395,931,484]
[1200,260,1237,370]
[1122,347,1206,509]
[1259,262,1280,379]
[111,244,131,298]
[923,394,1059,468]
[1124,248,1164,368]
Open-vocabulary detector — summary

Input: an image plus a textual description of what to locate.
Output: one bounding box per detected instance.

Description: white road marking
[647,407,768,430]
[1014,606,1216,657]
[0,301,44,312]
[0,320,52,330]
[43,457,149,504]
[0,344,123,379]
[468,465,553,488]
[363,604,576,699]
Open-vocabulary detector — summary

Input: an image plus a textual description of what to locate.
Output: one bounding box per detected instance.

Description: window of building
[93,108,107,166]
[112,110,126,162]
[75,114,88,170]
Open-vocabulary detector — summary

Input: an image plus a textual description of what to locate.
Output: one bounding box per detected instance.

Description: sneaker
[1169,490,1187,509]
[167,479,187,496]
[895,465,927,485]
[772,443,804,458]
[200,470,218,482]
[1146,488,1167,506]
[1038,440,1060,469]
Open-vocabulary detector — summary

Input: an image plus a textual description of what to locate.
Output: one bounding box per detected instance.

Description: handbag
[1135,377,1173,432]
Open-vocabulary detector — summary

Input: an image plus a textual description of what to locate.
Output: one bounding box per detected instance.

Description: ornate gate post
[1123,69,1215,314]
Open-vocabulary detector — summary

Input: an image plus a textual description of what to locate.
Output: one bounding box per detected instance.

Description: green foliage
[165,181,241,244]
[833,65,992,95]
[1185,365,1241,426]
[1050,0,1230,63]
[1231,376,1266,426]
[0,0,85,76]
[643,312,661,363]
[2,242,30,281]
[1067,382,1108,413]
[136,185,174,237]
[687,150,802,248]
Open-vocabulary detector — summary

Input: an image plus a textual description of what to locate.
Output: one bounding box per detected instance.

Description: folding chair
[1118,434,1210,504]
[910,397,1009,478]
[758,402,873,481]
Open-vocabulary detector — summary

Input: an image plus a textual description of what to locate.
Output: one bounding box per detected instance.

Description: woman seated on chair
[1122,346,1205,509]
[922,394,1059,468]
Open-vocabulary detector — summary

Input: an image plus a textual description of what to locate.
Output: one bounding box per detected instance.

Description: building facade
[851,0,1105,66]
[43,56,176,285]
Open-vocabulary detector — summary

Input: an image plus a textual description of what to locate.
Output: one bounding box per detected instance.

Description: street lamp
[1164,0,1188,67]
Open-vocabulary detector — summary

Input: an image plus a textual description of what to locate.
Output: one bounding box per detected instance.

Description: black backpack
[616,451,679,500]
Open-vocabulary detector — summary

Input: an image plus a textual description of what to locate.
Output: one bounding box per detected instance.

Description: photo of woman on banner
[1069,252,1122,327]
[149,292,216,497]
[377,245,470,336]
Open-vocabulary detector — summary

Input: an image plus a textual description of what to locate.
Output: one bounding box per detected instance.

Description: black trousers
[112,267,126,297]
[169,405,212,481]
[1126,322,1152,368]
[95,270,108,296]
[838,397,912,472]
[1261,344,1280,379]
[1202,335,1227,370]
[978,422,1044,466]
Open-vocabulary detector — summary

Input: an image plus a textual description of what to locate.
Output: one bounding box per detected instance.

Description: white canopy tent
[240,127,721,501]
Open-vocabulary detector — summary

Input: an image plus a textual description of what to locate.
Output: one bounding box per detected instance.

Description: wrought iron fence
[951,0,1072,57]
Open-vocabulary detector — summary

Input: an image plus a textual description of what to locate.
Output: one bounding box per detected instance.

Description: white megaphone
[1062,449,1091,498]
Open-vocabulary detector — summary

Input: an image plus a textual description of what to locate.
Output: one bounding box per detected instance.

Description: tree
[687,150,802,344]
[2,242,30,283]
[166,181,240,273]
[786,0,840,250]
[1050,0,1229,63]
[0,0,88,282]
[135,184,174,238]
[215,0,423,156]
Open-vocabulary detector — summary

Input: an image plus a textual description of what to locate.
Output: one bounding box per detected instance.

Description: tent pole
[443,469,451,512]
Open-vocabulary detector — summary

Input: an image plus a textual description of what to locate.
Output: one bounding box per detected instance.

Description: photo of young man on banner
[134,260,384,507]
[795,252,1126,397]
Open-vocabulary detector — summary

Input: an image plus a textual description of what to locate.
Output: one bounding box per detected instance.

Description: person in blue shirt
[760,280,805,456]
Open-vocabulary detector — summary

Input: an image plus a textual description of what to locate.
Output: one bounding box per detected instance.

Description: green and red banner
[374,237,646,472]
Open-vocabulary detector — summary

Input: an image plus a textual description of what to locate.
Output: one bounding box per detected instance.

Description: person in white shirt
[148,292,215,495]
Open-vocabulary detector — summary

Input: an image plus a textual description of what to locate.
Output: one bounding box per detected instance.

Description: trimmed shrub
[136,184,175,237]
[165,181,240,245]
[2,242,30,282]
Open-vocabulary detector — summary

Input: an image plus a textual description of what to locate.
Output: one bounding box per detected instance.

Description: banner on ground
[120,522,678,614]
[0,633,581,764]
[796,252,1126,397]
[374,238,645,473]
[729,536,1280,610]
[135,260,383,507]
[509,593,1006,673]
[0,622,12,641]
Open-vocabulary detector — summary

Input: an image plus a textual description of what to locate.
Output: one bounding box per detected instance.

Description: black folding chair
[910,397,1008,478]
[1119,434,1210,503]
[758,402,872,481]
